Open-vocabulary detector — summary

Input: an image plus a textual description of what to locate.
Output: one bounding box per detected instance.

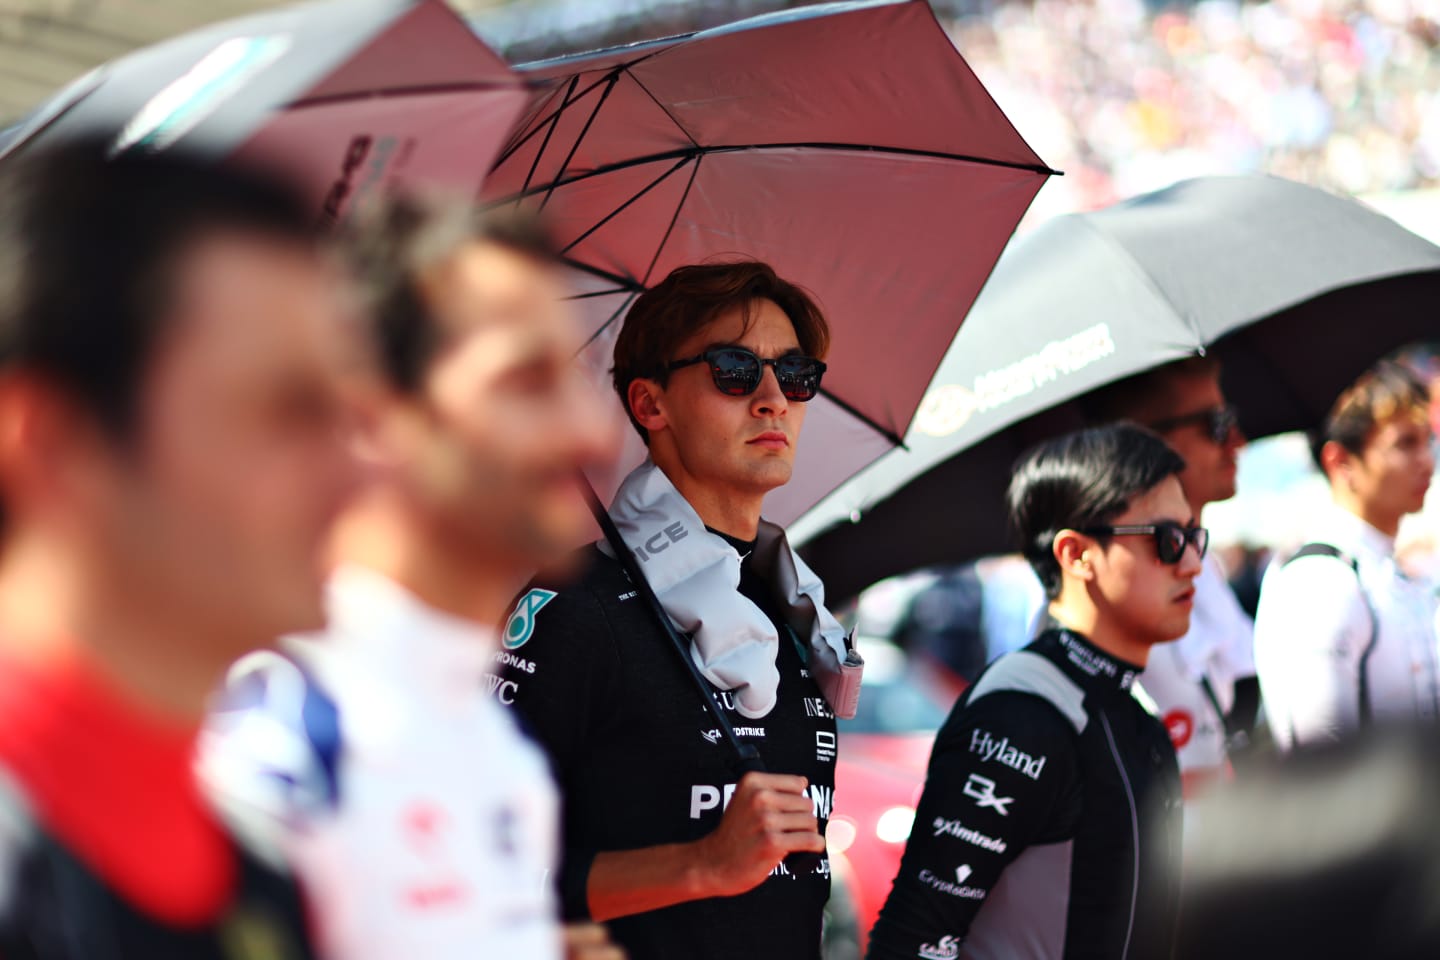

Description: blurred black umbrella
[792,175,1440,600]
[2,0,527,225]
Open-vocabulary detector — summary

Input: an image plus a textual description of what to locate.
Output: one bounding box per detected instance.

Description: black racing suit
[495,542,836,960]
[868,628,1182,960]
[0,786,315,960]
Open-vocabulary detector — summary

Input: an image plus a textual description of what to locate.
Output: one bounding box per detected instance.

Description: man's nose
[749,364,789,417]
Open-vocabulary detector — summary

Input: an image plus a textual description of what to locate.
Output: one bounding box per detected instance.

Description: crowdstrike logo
[963,773,1013,816]
[969,729,1047,779]
[932,816,1007,853]
[918,935,961,959]
[918,867,987,901]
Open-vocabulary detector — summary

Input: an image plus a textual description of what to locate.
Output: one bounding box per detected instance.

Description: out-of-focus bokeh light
[875,805,916,845]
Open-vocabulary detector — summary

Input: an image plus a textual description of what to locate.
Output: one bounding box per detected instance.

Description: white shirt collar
[317,565,496,697]
[1315,504,1397,565]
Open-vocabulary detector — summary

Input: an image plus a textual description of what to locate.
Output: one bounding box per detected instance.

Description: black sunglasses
[1149,405,1239,446]
[667,346,827,402]
[1080,521,1209,565]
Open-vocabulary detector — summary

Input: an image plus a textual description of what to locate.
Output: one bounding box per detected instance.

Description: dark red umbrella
[482,0,1055,522]
[5,0,528,227]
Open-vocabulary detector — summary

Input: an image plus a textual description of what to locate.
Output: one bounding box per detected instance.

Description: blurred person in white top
[1254,361,1439,752]
[1082,356,1257,791]
[200,197,623,960]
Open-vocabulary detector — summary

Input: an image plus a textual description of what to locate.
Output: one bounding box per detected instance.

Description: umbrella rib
[496,142,1058,203]
[628,71,700,150]
[285,81,523,111]
[579,289,641,352]
[818,388,907,450]
[519,75,579,199]
[494,70,621,170]
[539,72,621,215]
[565,288,634,301]
[641,152,701,287]
[558,156,692,256]
[557,257,645,293]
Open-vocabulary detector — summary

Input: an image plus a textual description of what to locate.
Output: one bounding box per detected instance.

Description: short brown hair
[340,193,554,394]
[1316,360,1430,464]
[611,260,831,440]
[1079,354,1221,426]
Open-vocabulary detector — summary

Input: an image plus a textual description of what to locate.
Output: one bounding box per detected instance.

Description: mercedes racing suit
[867,627,1182,960]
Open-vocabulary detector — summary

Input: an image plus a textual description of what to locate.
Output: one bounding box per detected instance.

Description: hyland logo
[932,816,1007,853]
[815,730,837,763]
[503,589,556,650]
[804,697,835,719]
[962,773,1013,816]
[969,729,1046,780]
[918,865,986,901]
[918,935,961,960]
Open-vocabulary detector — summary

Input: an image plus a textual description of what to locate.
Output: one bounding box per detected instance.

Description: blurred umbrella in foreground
[3,0,528,226]
[482,0,1055,522]
[793,175,1440,600]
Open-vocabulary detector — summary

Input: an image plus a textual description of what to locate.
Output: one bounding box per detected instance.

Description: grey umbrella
[792,174,1440,600]
[1,0,528,226]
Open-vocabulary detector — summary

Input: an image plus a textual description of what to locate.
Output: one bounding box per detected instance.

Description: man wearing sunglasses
[868,423,1194,960]
[494,261,843,960]
[1254,361,1439,751]
[1082,356,1258,791]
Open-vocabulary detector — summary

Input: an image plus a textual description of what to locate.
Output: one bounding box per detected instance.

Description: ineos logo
[634,523,688,562]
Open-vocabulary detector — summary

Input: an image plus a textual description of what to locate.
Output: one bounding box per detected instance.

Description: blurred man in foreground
[868,424,1191,959]
[1084,355,1258,790]
[1254,360,1438,750]
[202,195,622,960]
[0,139,355,956]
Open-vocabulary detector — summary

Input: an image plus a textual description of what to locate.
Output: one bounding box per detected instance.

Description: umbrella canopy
[794,174,1440,600]
[481,0,1053,523]
[3,0,528,226]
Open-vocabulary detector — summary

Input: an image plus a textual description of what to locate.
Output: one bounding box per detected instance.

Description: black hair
[1078,354,1222,426]
[338,193,556,394]
[1008,423,1187,599]
[0,137,318,440]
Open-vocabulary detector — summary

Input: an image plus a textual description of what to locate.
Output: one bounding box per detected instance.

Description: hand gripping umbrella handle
[580,479,824,878]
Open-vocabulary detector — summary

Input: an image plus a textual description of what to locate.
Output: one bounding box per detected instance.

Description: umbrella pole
[580,476,765,777]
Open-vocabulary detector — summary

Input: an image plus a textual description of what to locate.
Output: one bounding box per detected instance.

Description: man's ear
[1320,440,1354,489]
[1052,529,1096,585]
[627,378,668,435]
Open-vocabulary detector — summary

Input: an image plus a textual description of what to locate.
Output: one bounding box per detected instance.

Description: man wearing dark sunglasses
[868,423,1194,960]
[495,261,844,960]
[1082,356,1257,792]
